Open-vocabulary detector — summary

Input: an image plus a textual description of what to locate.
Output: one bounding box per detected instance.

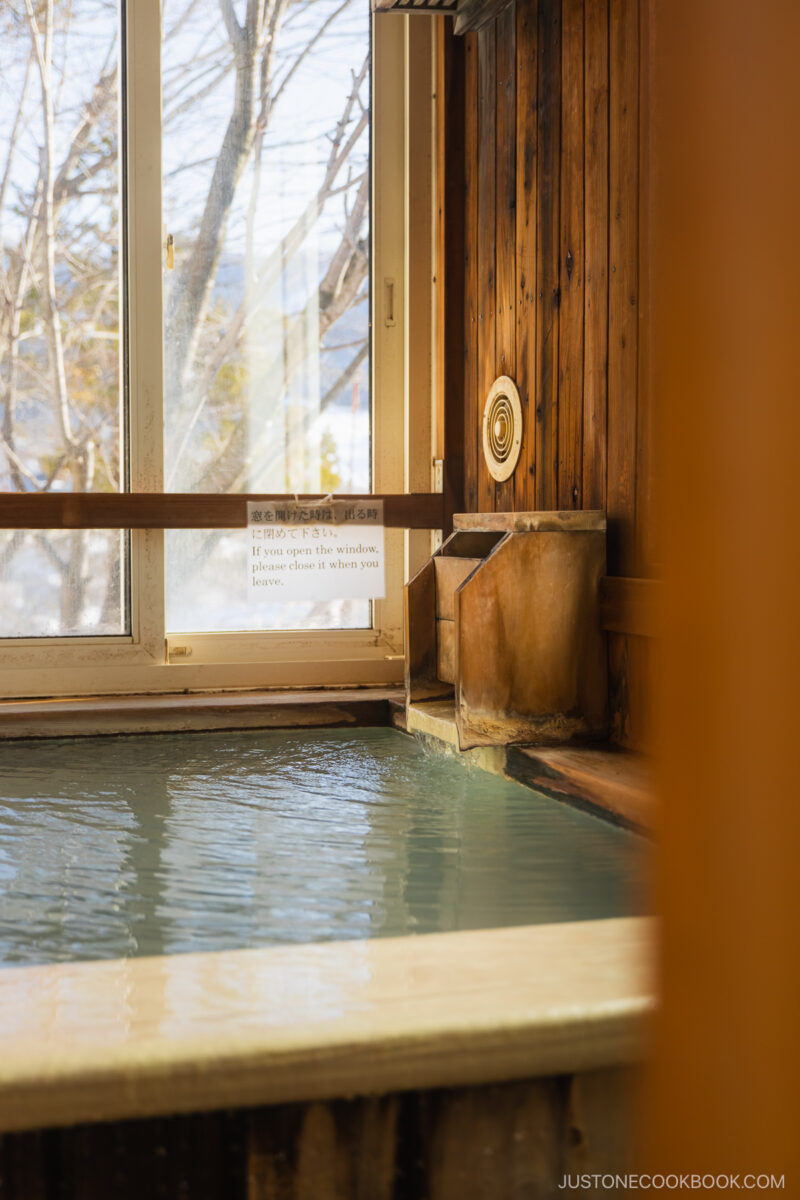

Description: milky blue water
[0,727,648,966]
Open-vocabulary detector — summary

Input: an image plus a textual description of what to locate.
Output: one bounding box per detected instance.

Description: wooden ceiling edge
[370,0,512,35]
[453,0,514,35]
[371,1,458,13]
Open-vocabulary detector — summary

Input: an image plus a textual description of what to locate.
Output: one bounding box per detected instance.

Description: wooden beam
[373,0,457,10]
[454,0,514,35]
[0,493,445,531]
[599,575,660,638]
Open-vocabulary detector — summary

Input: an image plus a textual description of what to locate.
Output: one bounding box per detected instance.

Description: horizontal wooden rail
[0,493,445,531]
[599,576,661,639]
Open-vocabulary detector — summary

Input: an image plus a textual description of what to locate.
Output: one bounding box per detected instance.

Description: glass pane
[0,530,127,638]
[0,2,127,637]
[162,0,370,634]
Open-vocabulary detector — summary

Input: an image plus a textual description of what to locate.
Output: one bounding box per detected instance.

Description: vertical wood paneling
[248,1098,399,1200]
[454,0,640,531]
[442,23,466,528]
[582,0,609,512]
[436,21,447,467]
[557,0,585,509]
[607,0,639,576]
[607,0,640,746]
[514,0,538,512]
[0,1072,639,1199]
[447,0,648,748]
[463,34,479,512]
[494,3,517,513]
[423,1080,567,1198]
[477,23,498,513]
[534,0,561,511]
[635,0,656,575]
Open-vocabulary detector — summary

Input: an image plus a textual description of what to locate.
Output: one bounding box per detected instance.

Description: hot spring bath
[0,726,645,966]
[0,721,653,1190]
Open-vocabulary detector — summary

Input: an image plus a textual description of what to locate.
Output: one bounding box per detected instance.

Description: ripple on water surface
[0,727,649,966]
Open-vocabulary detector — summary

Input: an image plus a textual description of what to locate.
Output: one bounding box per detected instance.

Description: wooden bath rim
[0,689,655,1135]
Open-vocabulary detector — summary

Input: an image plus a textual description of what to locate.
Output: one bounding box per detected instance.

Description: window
[0,2,436,698]
[161,0,372,636]
[0,0,126,640]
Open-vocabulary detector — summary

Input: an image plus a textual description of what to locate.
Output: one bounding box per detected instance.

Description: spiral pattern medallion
[482,376,523,481]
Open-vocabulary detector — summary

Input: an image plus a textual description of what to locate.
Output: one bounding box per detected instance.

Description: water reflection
[0,729,649,967]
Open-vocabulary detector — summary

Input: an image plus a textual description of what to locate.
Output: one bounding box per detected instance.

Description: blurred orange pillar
[647,0,800,1182]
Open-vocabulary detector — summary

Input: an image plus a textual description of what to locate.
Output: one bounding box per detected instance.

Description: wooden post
[646,0,800,1182]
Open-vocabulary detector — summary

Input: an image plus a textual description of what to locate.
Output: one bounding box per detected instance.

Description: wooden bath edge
[0,687,655,832]
[0,917,655,1134]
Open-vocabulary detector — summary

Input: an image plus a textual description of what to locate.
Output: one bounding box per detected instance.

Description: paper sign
[247,500,385,601]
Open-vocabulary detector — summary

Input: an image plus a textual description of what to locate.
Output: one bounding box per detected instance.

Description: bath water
[0,727,647,966]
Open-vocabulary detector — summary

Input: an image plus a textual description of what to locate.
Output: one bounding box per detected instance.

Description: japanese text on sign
[247,500,385,602]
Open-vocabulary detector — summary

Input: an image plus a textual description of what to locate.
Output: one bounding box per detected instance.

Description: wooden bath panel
[0,1067,642,1200]
[0,920,652,1134]
[436,618,456,683]
[433,555,483,620]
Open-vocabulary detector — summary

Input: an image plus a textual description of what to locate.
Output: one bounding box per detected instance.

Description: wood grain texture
[607,0,639,576]
[436,618,456,682]
[434,555,483,619]
[463,34,480,511]
[441,22,467,530]
[454,0,515,35]
[564,1066,642,1179]
[453,507,604,531]
[534,0,562,510]
[506,743,655,830]
[514,0,538,512]
[620,633,656,752]
[0,493,445,530]
[405,559,450,701]
[436,20,447,466]
[583,0,610,511]
[455,529,607,747]
[607,630,656,752]
[557,0,585,510]
[599,574,660,637]
[0,1068,641,1200]
[634,0,656,575]
[477,22,498,513]
[494,2,518,513]
[0,688,403,741]
[0,919,653,1134]
[448,0,647,748]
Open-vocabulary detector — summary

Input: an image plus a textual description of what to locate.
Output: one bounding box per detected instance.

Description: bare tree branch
[217,0,245,54]
[0,50,32,255]
[167,52,368,448]
[165,0,271,397]
[24,0,79,454]
[271,0,353,112]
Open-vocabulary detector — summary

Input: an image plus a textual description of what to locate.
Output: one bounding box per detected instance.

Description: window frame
[0,6,437,700]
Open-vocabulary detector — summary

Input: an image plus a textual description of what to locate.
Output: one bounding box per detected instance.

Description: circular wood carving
[482,376,523,482]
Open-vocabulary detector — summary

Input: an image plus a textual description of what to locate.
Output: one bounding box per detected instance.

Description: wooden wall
[0,1068,639,1199]
[442,0,656,749]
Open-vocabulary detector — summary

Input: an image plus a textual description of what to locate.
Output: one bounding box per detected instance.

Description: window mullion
[125,0,166,658]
